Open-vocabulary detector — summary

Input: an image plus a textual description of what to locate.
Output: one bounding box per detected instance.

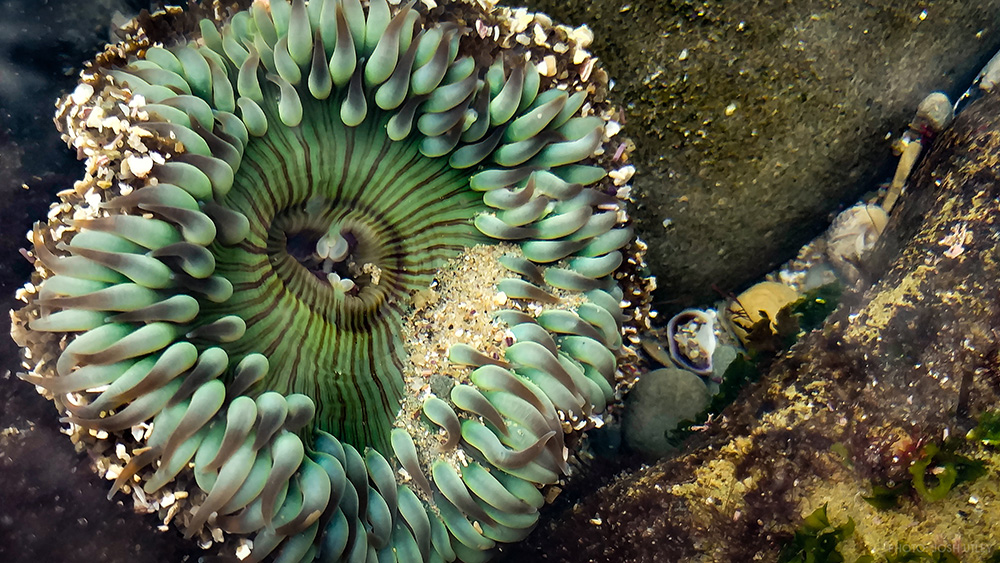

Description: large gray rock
[622,367,712,458]
[517,0,1000,310]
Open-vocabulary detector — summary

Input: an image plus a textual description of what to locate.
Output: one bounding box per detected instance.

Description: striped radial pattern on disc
[12,0,635,561]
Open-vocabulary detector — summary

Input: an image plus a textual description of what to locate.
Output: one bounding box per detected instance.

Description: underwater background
[2,0,1000,562]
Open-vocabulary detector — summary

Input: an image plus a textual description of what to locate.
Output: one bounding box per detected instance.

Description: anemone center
[271,206,387,302]
[201,100,486,453]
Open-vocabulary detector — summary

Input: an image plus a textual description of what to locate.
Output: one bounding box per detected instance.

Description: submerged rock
[622,367,711,458]
[518,0,1000,309]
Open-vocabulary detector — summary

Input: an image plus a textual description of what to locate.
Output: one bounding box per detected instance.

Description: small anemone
[825,203,888,284]
[11,0,647,561]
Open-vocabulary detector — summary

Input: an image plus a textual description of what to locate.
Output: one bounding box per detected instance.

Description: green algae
[779,504,856,563]
[968,411,1000,446]
[862,442,986,508]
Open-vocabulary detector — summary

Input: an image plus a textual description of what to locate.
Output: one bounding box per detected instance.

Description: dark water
[0,1,204,561]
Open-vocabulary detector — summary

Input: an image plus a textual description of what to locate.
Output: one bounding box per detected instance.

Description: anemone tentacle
[12,0,648,561]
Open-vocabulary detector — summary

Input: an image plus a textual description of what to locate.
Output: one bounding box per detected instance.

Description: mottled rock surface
[517,0,1000,311]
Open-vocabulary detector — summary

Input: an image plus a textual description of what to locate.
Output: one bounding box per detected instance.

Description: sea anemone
[11,0,649,561]
[825,203,888,283]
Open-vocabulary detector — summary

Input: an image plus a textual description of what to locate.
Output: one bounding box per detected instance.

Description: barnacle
[11,0,647,561]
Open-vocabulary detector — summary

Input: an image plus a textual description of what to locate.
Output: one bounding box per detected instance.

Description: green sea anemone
[11,0,647,560]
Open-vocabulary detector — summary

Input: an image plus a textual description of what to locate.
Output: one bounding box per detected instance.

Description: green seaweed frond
[665,354,759,447]
[863,442,985,509]
[778,504,855,563]
[861,483,911,510]
[830,442,853,469]
[909,443,986,502]
[707,353,760,411]
[967,410,1000,446]
[791,282,843,334]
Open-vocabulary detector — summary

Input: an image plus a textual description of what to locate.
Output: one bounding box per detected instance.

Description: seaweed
[861,483,911,510]
[908,443,985,502]
[967,410,1000,446]
[665,354,759,447]
[778,504,855,563]
[862,442,986,508]
[792,282,844,334]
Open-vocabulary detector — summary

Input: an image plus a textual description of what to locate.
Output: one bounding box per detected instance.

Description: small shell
[125,154,153,178]
[910,91,953,134]
[71,83,95,105]
[979,49,1000,92]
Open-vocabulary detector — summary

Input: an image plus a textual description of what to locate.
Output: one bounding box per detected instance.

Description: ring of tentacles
[12,0,636,561]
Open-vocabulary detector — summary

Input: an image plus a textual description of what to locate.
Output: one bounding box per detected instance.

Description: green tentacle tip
[12,0,642,561]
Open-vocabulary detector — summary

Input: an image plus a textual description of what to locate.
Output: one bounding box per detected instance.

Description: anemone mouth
[274,216,380,296]
[11,0,649,561]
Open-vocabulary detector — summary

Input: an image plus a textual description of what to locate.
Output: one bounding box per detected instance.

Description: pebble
[70,83,94,105]
[126,154,153,177]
